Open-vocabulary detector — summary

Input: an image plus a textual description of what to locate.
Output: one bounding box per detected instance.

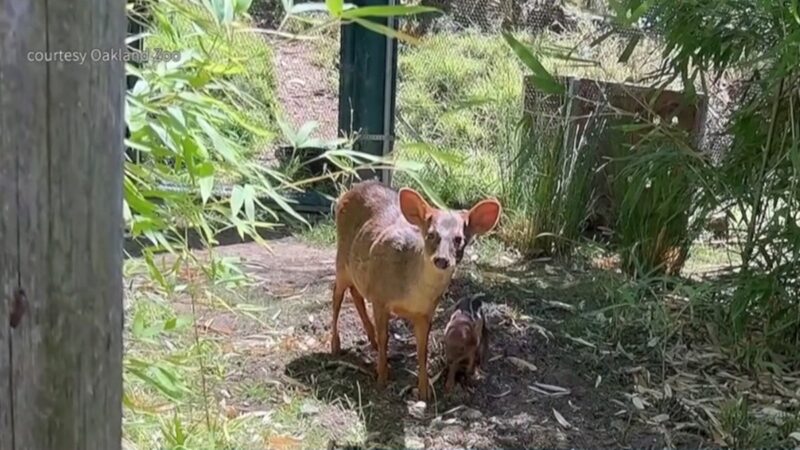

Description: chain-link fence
[228,0,341,180]
[392,0,738,206]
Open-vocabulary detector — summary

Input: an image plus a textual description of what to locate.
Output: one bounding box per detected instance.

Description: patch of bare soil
[272,39,339,141]
[188,238,689,449]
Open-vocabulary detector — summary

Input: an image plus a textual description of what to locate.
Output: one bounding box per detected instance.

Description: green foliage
[394,33,523,207]
[123,279,272,449]
[144,0,278,159]
[497,101,600,257]
[718,397,800,447]
[128,3,274,247]
[613,0,800,363]
[295,217,337,247]
[609,131,714,277]
[124,0,438,447]
[502,31,564,95]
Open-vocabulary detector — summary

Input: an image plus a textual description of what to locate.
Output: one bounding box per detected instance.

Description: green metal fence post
[338,0,399,185]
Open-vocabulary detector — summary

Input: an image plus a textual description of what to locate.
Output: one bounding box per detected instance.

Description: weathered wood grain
[0,0,126,448]
[0,0,21,440]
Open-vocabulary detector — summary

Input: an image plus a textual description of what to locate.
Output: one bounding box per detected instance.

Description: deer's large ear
[465,198,501,236]
[399,188,432,228]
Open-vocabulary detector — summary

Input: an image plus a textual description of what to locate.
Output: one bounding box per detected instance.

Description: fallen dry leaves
[553,408,572,429]
[619,342,800,446]
[507,356,538,372]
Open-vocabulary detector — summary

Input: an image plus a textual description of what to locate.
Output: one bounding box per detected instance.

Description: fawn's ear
[465,198,501,236]
[470,296,483,314]
[399,187,432,228]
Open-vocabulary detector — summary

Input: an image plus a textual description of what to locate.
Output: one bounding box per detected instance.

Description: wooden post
[0,0,126,448]
[338,0,399,185]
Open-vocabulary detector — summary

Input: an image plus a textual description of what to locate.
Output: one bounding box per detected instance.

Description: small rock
[462,408,483,420]
[405,437,425,449]
[407,400,427,419]
[431,417,460,429]
[441,425,465,440]
[299,401,320,417]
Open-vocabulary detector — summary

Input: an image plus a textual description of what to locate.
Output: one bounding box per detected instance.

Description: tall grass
[609,130,714,277]
[497,92,603,257]
[612,0,800,365]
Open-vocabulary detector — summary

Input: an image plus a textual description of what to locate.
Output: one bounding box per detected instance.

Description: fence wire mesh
[392,0,738,184]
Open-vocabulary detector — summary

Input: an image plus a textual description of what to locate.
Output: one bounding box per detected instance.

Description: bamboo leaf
[553,408,572,428]
[243,184,257,223]
[231,185,245,217]
[234,0,253,14]
[618,34,641,63]
[501,31,564,94]
[342,5,438,19]
[326,0,343,16]
[351,18,420,44]
[199,176,214,204]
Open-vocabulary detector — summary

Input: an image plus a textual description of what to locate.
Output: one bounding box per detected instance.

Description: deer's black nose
[433,257,450,270]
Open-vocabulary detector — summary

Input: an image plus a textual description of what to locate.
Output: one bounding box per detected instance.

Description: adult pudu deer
[331,180,501,401]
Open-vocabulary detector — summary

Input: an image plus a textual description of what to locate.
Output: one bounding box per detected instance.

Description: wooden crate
[522,75,708,230]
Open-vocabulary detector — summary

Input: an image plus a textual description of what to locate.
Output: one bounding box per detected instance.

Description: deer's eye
[426,231,439,241]
[454,236,463,247]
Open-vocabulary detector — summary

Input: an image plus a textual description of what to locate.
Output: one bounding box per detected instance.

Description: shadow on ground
[280,259,687,448]
[210,238,708,448]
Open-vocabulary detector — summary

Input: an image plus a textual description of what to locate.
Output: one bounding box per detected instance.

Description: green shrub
[144,0,278,158]
[496,96,601,257]
[614,0,800,363]
[609,131,712,277]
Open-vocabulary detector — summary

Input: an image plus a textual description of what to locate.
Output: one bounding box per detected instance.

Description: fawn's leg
[412,314,433,401]
[444,362,458,394]
[474,338,488,379]
[350,287,377,351]
[464,353,478,386]
[373,303,390,387]
[330,280,347,354]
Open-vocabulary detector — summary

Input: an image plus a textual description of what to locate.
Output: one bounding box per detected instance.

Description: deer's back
[334,181,451,314]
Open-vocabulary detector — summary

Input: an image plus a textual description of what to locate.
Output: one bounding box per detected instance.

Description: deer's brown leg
[373,303,390,387]
[331,280,347,354]
[350,287,377,351]
[412,314,433,401]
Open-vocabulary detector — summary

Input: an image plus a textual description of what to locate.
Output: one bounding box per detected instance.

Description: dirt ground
[272,39,339,141]
[248,33,662,448]
[183,236,718,449]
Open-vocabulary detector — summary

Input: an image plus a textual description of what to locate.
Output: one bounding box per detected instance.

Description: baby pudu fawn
[443,294,488,393]
[331,181,501,401]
